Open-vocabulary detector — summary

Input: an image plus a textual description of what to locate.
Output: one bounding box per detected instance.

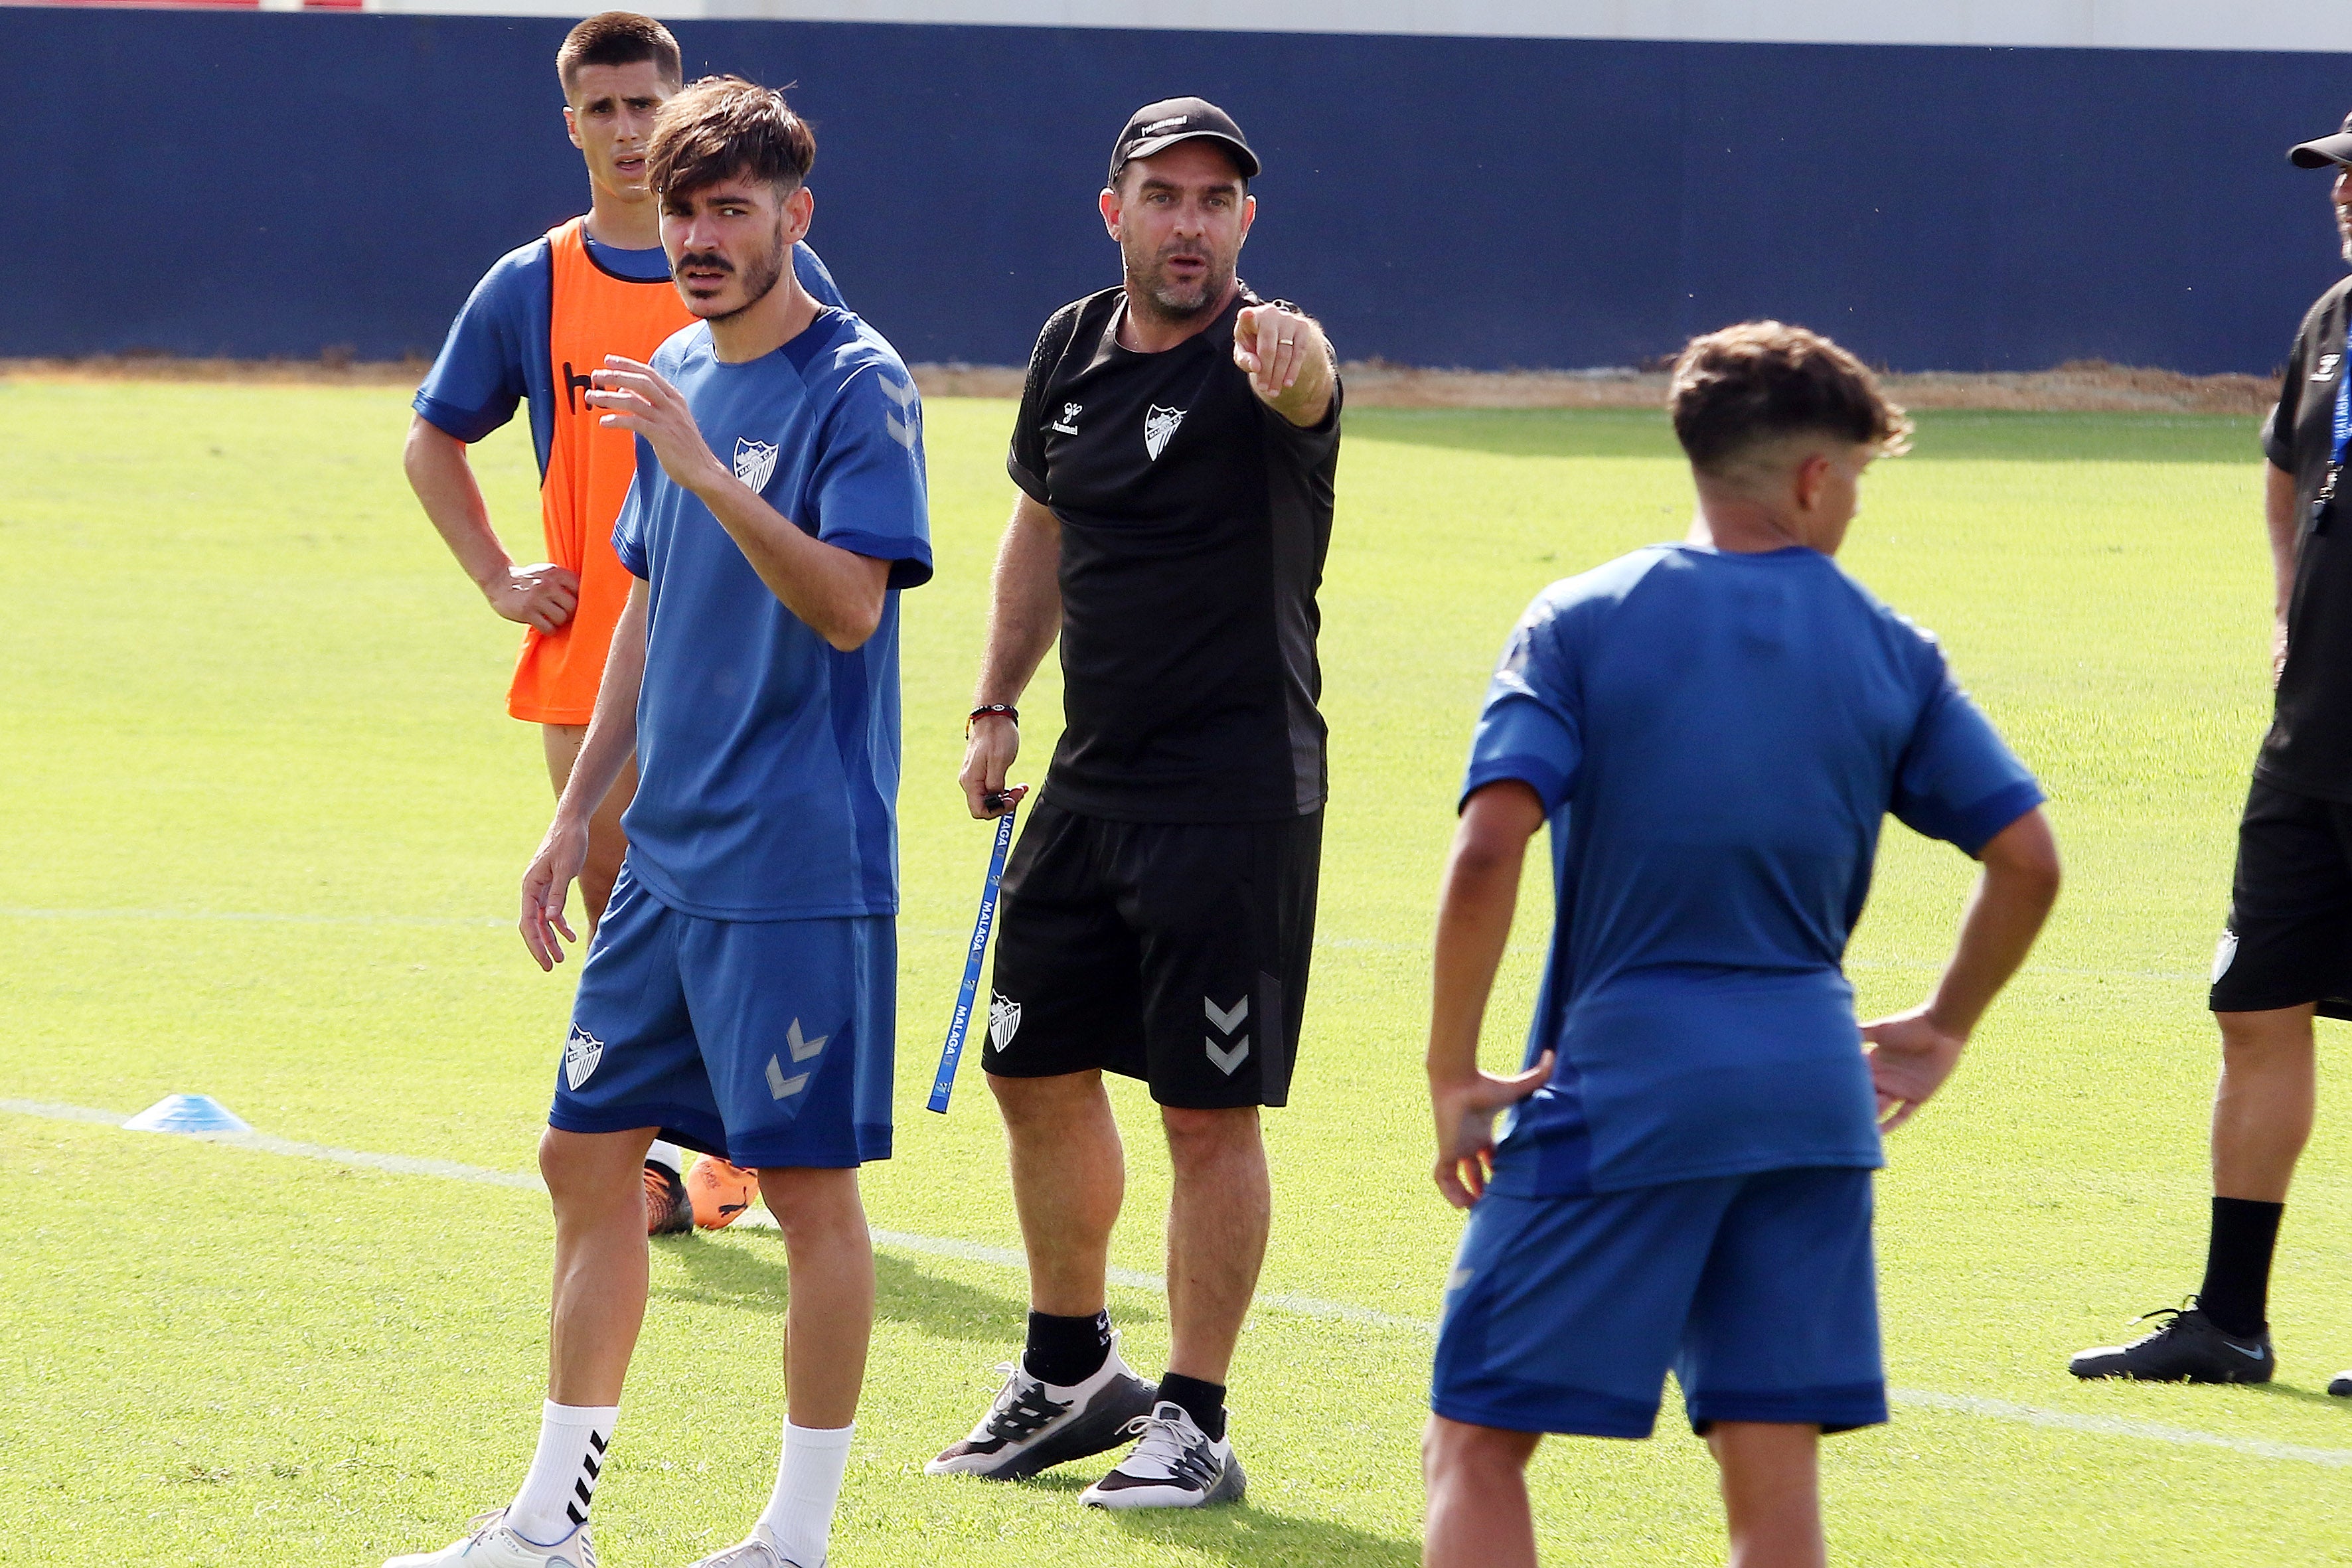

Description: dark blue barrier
[7,7,2349,372]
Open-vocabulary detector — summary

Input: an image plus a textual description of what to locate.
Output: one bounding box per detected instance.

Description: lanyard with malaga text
[2316,331,2352,532]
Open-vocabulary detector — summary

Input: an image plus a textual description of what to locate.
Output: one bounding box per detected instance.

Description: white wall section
[363,0,2352,53]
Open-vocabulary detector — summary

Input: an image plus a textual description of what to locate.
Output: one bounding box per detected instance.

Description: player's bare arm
[1425,779,1559,1210]
[521,578,647,971]
[958,491,1063,819]
[1861,806,2060,1129]
[1233,302,1334,427]
[402,416,580,633]
[2266,459,2298,686]
[587,355,890,650]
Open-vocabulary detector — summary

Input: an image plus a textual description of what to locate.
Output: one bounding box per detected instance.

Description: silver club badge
[734,436,779,491]
[1144,404,1186,461]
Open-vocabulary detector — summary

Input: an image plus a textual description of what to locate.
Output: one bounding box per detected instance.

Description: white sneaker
[926,1332,1158,1480]
[682,1522,806,1567]
[384,1508,597,1568]
[1079,1401,1245,1510]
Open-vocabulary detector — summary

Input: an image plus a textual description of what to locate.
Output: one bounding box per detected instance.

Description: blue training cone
[122,1094,252,1135]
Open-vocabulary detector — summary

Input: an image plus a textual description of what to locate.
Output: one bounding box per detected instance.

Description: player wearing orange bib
[405,13,840,1233]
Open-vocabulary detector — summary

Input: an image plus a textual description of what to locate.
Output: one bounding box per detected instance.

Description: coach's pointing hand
[1233,303,1334,426]
[588,356,728,495]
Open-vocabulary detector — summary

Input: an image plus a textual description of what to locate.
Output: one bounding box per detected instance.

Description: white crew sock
[757,1421,854,1567]
[507,1400,619,1547]
[645,1140,686,1177]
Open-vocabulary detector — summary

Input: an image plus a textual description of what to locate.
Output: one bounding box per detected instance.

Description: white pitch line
[0,907,504,929]
[7,1096,2349,1470]
[0,907,2209,984]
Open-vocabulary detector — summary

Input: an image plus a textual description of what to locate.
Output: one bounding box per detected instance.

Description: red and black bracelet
[967,703,1019,736]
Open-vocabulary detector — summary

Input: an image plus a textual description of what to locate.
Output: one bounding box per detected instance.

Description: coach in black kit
[2073,112,2352,1395]
[925,98,1339,1510]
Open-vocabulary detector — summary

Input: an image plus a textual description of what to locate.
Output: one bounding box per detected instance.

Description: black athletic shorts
[2209,778,2352,1020]
[982,799,1321,1108]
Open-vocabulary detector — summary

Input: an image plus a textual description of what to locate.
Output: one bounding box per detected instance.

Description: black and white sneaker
[926,1334,1157,1481]
[2069,1302,2274,1383]
[2328,1370,2352,1397]
[1078,1401,1245,1510]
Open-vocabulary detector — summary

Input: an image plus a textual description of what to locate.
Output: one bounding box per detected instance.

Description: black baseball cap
[2290,112,2352,168]
[1108,96,1260,184]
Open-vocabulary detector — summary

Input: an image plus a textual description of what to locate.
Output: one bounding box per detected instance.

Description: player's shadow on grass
[1106,1501,1418,1567]
[649,1233,1161,1342]
[2248,1380,2349,1409]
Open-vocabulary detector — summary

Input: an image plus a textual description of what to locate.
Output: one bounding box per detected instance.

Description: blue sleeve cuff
[1912,779,2045,856]
[412,391,514,445]
[824,530,935,589]
[1460,755,1570,815]
[612,527,648,580]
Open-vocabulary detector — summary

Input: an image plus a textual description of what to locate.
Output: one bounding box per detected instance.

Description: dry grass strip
[0,353,2280,416]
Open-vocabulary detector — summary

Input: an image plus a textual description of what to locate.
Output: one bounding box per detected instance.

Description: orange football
[686,1154,759,1229]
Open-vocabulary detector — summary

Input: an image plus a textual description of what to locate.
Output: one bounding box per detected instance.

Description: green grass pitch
[4,378,2351,1565]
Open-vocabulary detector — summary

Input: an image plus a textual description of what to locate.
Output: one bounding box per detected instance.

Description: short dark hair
[1668,321,1911,474]
[556,13,682,96]
[647,76,817,203]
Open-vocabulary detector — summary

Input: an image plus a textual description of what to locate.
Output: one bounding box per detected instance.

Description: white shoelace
[1115,1408,1214,1485]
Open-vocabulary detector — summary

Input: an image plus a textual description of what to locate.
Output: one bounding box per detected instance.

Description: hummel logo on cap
[1109,96,1260,184]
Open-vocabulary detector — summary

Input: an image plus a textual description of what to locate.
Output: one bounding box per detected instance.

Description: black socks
[1156,1373,1227,1442]
[2199,1196,2284,1338]
[1023,1308,1113,1387]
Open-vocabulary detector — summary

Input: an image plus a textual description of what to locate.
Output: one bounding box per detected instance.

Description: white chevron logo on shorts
[1204,994,1249,1075]
[765,1019,828,1101]
[766,1056,809,1100]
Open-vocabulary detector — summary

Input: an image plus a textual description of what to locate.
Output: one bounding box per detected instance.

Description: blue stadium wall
[12,6,2352,372]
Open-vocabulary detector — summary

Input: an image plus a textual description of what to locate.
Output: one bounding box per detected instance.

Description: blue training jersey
[412,234,845,473]
[613,308,933,921]
[1464,543,2043,1196]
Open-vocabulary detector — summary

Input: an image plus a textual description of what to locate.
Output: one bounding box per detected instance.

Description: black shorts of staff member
[2209,779,2352,1019]
[982,800,1321,1109]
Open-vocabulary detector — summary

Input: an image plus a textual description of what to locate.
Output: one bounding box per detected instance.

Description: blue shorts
[548,868,895,1168]
[1431,1166,1885,1439]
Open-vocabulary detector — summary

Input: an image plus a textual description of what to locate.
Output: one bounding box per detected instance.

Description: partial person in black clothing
[925,98,1340,1510]
[2073,112,2352,1395]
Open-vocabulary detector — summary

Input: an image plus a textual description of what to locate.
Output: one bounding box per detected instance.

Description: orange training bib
[507,216,694,724]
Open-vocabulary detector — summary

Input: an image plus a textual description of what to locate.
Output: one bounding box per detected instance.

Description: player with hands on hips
[1421,321,2058,1568]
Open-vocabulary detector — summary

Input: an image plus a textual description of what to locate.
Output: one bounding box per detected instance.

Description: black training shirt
[2260,274,2352,801]
[1009,285,1342,823]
